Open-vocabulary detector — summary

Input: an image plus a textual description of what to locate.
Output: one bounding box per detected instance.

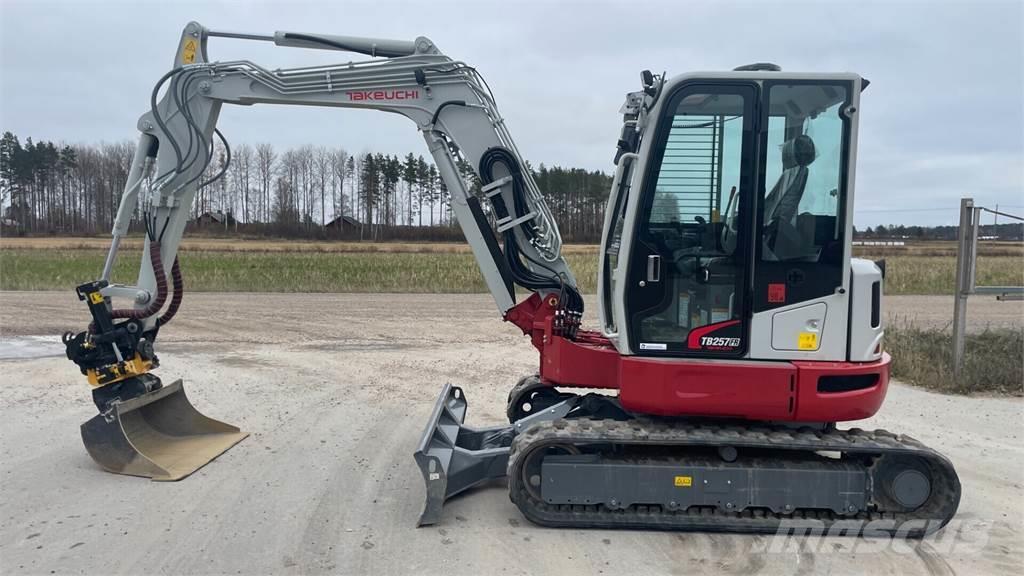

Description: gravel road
[1,292,1021,575]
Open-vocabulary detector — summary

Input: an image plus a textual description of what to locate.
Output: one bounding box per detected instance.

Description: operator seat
[763,134,815,260]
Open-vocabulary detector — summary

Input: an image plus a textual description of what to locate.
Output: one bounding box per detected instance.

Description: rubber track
[508,418,961,537]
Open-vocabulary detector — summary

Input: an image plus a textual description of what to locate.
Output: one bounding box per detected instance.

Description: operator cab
[600,68,867,362]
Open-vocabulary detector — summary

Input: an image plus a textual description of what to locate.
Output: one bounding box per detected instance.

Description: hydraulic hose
[110,241,168,321]
[157,257,183,327]
[478,147,584,328]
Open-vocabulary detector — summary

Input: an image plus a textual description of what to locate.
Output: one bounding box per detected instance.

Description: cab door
[624,83,758,356]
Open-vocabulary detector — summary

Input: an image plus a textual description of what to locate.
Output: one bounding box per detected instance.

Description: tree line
[855,223,1023,241]
[0,131,614,242]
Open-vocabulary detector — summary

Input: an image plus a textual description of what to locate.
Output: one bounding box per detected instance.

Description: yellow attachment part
[87,354,153,388]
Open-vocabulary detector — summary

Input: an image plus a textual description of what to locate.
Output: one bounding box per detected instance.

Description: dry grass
[1,238,1020,295]
[886,323,1023,395]
[871,256,1023,294]
[0,236,602,255]
[0,248,601,294]
[855,241,1023,258]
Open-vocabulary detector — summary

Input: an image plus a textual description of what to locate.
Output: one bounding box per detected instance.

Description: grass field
[0,237,1021,294]
[0,242,600,293]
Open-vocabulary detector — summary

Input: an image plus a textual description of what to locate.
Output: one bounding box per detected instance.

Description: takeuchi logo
[346,90,419,101]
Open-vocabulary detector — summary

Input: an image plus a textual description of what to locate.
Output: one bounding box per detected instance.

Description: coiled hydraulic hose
[109,241,168,321]
[157,257,183,327]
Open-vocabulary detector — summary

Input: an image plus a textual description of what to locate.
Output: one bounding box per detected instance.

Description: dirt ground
[0,292,1021,576]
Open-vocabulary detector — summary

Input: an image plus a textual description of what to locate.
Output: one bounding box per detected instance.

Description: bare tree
[331,148,350,229]
[230,143,253,222]
[313,146,332,226]
[254,143,276,223]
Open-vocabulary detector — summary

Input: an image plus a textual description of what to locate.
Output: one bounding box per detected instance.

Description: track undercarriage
[415,379,961,536]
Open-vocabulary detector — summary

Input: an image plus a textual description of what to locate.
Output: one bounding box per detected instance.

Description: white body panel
[848,258,885,362]
[751,296,846,360]
[770,302,827,351]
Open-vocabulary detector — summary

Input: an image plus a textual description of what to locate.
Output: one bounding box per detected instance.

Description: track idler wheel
[519,441,580,501]
[872,455,934,511]
[506,375,575,423]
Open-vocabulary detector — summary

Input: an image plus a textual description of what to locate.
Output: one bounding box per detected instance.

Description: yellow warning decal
[182,38,197,64]
[798,332,818,350]
[674,475,692,487]
[88,292,104,304]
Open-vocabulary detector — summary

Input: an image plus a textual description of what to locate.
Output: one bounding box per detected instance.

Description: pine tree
[402,153,417,226]
[415,156,430,226]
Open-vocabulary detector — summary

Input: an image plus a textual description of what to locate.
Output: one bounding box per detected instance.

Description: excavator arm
[64,21,584,482]
[103,21,578,322]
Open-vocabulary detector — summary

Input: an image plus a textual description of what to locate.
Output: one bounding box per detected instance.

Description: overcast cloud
[1,0,1021,226]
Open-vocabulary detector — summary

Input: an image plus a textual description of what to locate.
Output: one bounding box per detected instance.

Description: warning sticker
[674,475,692,487]
[768,283,786,303]
[182,38,197,64]
[798,332,818,350]
[88,292,104,304]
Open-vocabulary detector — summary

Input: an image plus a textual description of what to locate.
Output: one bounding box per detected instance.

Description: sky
[1,0,1021,227]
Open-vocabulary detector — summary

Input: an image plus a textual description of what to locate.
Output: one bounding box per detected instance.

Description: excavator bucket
[80,379,248,481]
[414,384,513,526]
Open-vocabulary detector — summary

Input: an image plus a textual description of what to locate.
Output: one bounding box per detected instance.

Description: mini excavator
[64,22,960,535]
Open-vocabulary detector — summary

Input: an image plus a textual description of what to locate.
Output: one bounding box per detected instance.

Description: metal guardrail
[951,198,1024,373]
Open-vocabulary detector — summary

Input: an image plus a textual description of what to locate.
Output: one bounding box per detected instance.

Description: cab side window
[761,85,847,264]
[754,82,850,311]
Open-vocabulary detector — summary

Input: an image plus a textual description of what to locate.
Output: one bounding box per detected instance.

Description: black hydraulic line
[199,129,231,189]
[430,100,467,126]
[160,66,226,192]
[158,214,172,242]
[150,68,187,177]
[178,72,214,189]
[477,147,583,320]
[171,69,203,177]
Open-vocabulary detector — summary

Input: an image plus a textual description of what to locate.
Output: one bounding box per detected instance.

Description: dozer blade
[81,379,248,481]
[413,383,514,526]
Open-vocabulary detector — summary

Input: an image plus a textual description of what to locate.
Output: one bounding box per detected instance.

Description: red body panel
[617,357,796,419]
[791,357,890,422]
[505,296,891,423]
[541,335,620,389]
